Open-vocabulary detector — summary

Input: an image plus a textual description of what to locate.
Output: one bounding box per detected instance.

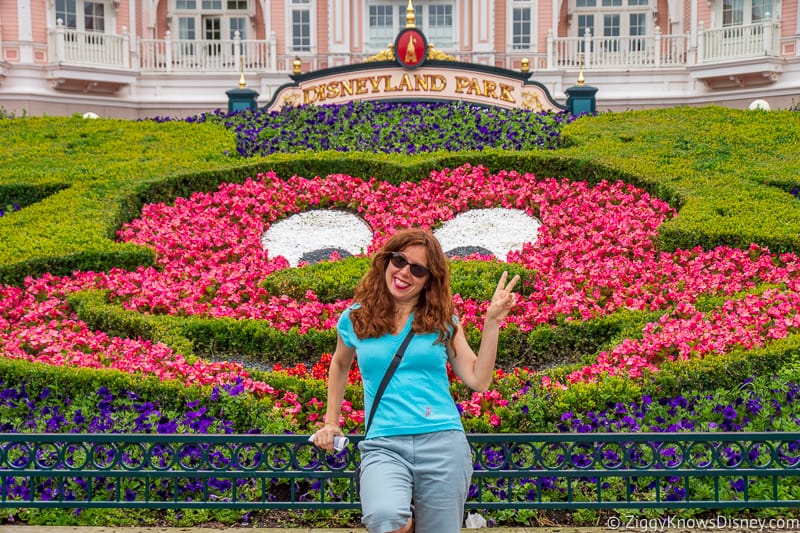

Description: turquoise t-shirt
[338,305,464,439]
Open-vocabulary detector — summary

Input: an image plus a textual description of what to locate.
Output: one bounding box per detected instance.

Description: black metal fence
[2,432,800,511]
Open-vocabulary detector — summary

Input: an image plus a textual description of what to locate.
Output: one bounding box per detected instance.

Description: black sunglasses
[389,252,430,278]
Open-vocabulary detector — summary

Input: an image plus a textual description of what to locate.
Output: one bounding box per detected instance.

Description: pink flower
[2,164,799,400]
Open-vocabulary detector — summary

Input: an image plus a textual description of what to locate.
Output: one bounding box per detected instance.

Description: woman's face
[384,244,430,306]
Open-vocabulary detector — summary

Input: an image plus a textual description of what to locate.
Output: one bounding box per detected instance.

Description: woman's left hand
[485,271,521,323]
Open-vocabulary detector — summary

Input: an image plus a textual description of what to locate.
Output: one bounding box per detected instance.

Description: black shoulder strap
[365,328,415,437]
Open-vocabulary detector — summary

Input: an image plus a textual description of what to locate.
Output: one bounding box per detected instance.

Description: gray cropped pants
[358,430,473,533]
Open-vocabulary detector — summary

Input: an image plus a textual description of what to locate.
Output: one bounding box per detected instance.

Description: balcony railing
[138,31,276,73]
[45,21,782,74]
[49,20,129,68]
[548,28,688,69]
[697,20,781,63]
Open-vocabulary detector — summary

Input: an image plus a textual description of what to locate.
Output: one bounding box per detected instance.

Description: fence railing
[49,20,130,68]
[697,20,781,63]
[2,432,800,511]
[45,21,782,74]
[548,28,689,69]
[138,31,276,73]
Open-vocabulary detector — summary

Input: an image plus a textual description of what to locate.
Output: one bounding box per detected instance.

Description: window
[511,1,534,50]
[204,16,222,54]
[577,14,594,37]
[723,0,744,25]
[750,0,772,21]
[172,0,252,46]
[204,16,221,39]
[369,5,395,45]
[722,0,772,26]
[289,0,313,53]
[629,12,646,51]
[230,17,247,39]
[84,2,105,32]
[577,14,594,52]
[55,0,107,32]
[291,10,311,51]
[366,1,455,51]
[427,4,453,47]
[603,14,620,51]
[178,17,196,39]
[177,17,196,55]
[570,0,651,42]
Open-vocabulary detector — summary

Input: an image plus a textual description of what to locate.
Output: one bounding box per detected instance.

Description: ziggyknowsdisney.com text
[608,514,800,531]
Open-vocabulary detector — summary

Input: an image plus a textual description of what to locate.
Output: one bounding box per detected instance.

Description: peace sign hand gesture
[485,271,521,324]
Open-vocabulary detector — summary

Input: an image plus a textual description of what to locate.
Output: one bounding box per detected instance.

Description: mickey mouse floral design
[1,164,799,411]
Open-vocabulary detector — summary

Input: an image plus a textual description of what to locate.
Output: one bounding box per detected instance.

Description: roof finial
[406,0,416,28]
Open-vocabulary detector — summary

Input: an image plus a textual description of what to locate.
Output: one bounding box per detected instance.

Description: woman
[314,228,520,533]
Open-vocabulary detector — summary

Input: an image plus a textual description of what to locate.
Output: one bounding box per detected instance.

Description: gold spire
[578,52,585,86]
[405,0,416,28]
[238,55,246,89]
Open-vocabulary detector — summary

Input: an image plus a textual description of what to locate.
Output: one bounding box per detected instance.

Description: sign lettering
[268,65,562,113]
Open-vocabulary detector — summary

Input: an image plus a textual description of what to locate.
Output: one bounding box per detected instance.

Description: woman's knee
[362,501,411,532]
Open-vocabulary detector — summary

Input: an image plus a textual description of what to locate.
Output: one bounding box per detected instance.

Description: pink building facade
[0,0,797,118]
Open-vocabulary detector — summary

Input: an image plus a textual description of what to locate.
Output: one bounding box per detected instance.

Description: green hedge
[558,107,800,254]
[4,107,799,285]
[68,287,659,371]
[4,107,800,432]
[262,256,533,302]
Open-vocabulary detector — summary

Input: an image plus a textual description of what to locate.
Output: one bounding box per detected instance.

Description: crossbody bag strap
[364,328,415,437]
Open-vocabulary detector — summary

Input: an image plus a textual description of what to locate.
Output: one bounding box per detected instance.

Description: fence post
[654,26,661,67]
[234,30,242,63]
[546,29,554,70]
[762,14,772,55]
[269,31,277,72]
[54,18,66,62]
[165,30,173,72]
[122,26,130,68]
[583,28,592,69]
[696,21,705,64]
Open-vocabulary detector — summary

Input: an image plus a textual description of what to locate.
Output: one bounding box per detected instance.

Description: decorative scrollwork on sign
[521,91,545,111]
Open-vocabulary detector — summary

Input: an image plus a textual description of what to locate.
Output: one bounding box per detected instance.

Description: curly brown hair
[350,228,456,344]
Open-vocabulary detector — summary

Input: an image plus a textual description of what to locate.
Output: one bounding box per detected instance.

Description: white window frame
[364,1,457,52]
[171,0,252,43]
[717,0,774,27]
[425,3,454,49]
[569,0,653,39]
[54,0,111,32]
[287,0,316,54]
[368,4,396,48]
[508,0,537,51]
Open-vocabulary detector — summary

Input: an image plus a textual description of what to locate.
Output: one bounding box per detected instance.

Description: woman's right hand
[313,423,344,452]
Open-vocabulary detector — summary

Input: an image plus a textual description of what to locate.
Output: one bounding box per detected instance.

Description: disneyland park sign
[266,27,565,113]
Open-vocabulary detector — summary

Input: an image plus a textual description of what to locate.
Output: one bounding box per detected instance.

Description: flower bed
[2,164,800,430]
[3,105,800,527]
